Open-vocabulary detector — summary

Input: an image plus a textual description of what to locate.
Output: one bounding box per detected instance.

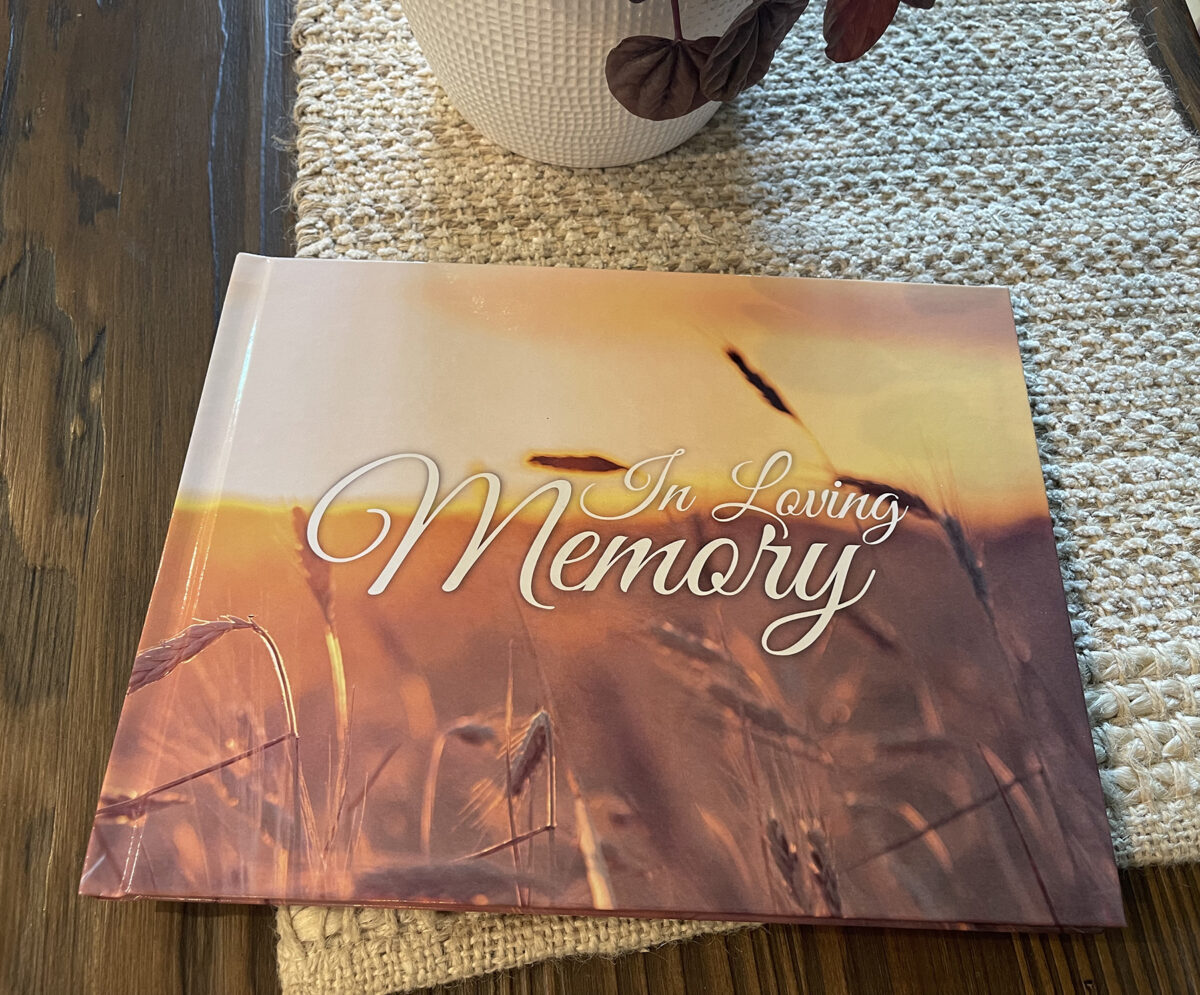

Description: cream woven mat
[279,0,1200,991]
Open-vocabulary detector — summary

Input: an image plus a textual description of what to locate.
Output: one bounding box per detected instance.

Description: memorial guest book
[81,256,1123,930]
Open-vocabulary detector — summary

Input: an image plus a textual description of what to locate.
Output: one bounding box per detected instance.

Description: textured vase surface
[401,0,747,167]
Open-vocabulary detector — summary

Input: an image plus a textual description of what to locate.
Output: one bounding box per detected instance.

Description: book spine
[155,253,275,625]
[176,254,274,501]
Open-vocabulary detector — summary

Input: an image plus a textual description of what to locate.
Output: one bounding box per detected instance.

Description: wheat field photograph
[81,259,1122,929]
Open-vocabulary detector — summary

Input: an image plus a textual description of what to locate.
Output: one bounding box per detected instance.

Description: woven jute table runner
[278,1,1199,991]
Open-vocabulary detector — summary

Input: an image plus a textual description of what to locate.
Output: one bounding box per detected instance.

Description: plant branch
[846,764,1042,872]
[420,732,448,857]
[244,616,318,862]
[504,645,523,903]
[457,824,554,862]
[96,732,292,818]
[246,616,299,739]
[564,767,615,909]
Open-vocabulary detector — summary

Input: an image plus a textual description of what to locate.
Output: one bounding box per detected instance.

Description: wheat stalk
[845,759,1045,872]
[294,503,351,868]
[978,742,1059,923]
[419,718,497,856]
[292,506,350,778]
[938,512,993,621]
[723,343,998,628]
[696,805,757,885]
[291,506,335,623]
[95,731,293,821]
[322,692,357,858]
[95,789,188,825]
[705,682,833,765]
[504,707,552,905]
[723,341,1001,632]
[511,601,613,909]
[127,616,255,693]
[649,620,735,667]
[801,819,841,916]
[652,618,808,742]
[508,710,550,798]
[457,824,555,861]
[127,614,301,750]
[766,815,842,916]
[834,474,935,519]
[242,617,298,739]
[723,347,838,478]
[240,616,320,867]
[565,766,615,910]
[123,611,327,884]
[503,652,523,903]
[526,453,627,473]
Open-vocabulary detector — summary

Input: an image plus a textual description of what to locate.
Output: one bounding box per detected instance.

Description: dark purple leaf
[700,0,809,102]
[605,35,719,121]
[823,0,901,62]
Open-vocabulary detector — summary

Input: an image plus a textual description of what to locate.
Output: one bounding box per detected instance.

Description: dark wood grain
[1,1,1198,994]
[1129,0,1200,133]
[0,0,291,992]
[417,866,1200,995]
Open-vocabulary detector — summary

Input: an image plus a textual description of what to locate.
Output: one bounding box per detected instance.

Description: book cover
[81,255,1122,929]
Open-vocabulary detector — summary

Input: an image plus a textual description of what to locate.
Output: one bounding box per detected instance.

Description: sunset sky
[181,256,1048,526]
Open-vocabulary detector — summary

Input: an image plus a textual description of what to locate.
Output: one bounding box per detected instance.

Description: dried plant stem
[698,807,757,885]
[96,732,292,819]
[246,617,298,739]
[504,650,523,904]
[345,772,369,876]
[565,767,615,909]
[847,764,1041,872]
[324,693,354,857]
[458,825,555,861]
[669,0,683,40]
[325,629,349,755]
[418,718,498,857]
[979,744,1059,924]
[512,598,612,908]
[741,719,778,900]
[245,617,319,858]
[294,504,352,861]
[420,732,450,857]
[547,730,557,832]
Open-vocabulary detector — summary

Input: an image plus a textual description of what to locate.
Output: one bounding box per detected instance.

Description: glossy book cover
[81,255,1122,929]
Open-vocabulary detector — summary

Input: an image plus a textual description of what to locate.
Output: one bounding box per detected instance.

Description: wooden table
[2,2,1198,992]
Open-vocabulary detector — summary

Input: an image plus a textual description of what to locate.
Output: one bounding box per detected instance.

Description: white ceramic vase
[401,0,748,168]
